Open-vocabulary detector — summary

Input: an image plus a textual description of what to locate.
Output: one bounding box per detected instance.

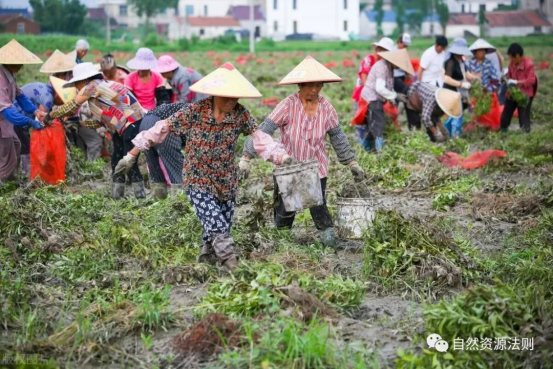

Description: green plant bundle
[508,85,530,107]
[470,80,493,116]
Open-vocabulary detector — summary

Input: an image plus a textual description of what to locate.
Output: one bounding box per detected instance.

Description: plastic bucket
[337,197,374,239]
[274,160,323,212]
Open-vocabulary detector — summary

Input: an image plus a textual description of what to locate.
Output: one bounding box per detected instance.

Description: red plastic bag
[384,102,402,132]
[437,150,507,170]
[475,92,502,131]
[30,120,66,184]
[351,98,369,126]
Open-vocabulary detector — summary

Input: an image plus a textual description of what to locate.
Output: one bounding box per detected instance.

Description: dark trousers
[500,97,534,133]
[394,77,421,130]
[111,121,143,184]
[274,177,333,230]
[366,100,385,139]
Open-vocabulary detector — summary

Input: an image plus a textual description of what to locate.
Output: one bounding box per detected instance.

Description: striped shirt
[243,93,355,178]
[465,58,499,92]
[361,59,394,103]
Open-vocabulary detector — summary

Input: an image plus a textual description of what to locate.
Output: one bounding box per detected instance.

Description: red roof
[486,11,551,27]
[448,13,478,26]
[228,5,265,21]
[186,16,240,27]
[0,14,35,24]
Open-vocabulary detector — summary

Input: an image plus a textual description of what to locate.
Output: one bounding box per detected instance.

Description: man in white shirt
[419,36,448,87]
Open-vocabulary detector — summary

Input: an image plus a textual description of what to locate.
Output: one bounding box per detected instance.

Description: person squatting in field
[240,55,365,250]
[0,40,46,183]
[113,63,293,272]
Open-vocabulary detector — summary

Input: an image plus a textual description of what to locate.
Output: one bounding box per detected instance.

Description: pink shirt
[124,71,164,111]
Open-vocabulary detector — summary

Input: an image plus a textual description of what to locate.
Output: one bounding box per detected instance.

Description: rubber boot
[212,233,238,272]
[196,241,218,266]
[20,154,30,178]
[151,182,168,200]
[374,137,384,152]
[361,138,372,152]
[221,255,238,272]
[444,117,453,137]
[320,227,337,250]
[112,182,125,200]
[132,181,146,199]
[168,184,184,196]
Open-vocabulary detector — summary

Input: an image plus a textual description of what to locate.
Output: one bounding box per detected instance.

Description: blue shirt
[465,58,499,92]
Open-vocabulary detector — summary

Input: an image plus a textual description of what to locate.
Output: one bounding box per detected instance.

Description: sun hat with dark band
[190,62,261,98]
[378,48,416,76]
[63,62,104,88]
[469,39,496,54]
[126,48,158,70]
[0,39,42,65]
[278,55,342,85]
[40,50,76,74]
[436,88,462,118]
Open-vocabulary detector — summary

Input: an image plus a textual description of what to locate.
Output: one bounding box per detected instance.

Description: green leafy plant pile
[508,85,530,107]
[470,80,493,116]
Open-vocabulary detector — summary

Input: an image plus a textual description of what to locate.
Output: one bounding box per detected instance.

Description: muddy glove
[43,113,53,127]
[507,79,517,87]
[29,119,45,131]
[281,154,297,166]
[436,122,450,141]
[96,127,107,137]
[434,130,447,143]
[461,81,472,90]
[349,161,365,180]
[238,156,251,180]
[113,153,137,177]
[396,93,408,104]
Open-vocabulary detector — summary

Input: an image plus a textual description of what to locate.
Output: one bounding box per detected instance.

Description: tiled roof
[448,13,478,26]
[87,7,107,20]
[186,16,240,27]
[228,5,265,21]
[486,11,551,27]
[0,8,30,18]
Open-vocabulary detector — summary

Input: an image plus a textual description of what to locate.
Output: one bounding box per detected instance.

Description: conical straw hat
[40,50,76,74]
[50,76,77,103]
[279,55,342,85]
[66,50,77,62]
[190,62,261,98]
[378,48,415,76]
[0,39,42,65]
[436,88,462,118]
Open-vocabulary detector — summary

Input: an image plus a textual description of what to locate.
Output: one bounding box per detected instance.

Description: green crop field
[1,35,552,368]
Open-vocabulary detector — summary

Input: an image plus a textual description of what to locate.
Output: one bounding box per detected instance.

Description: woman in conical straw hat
[240,55,365,250]
[403,81,463,143]
[0,39,46,183]
[114,62,290,272]
[40,49,76,81]
[154,55,207,104]
[360,44,415,152]
[45,62,147,199]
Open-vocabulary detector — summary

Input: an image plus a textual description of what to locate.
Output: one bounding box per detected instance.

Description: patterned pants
[140,114,184,184]
[186,189,236,261]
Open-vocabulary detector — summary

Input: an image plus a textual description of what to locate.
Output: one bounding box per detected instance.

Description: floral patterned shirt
[167,97,258,201]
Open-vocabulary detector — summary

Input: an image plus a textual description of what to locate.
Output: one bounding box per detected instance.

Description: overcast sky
[1,0,98,9]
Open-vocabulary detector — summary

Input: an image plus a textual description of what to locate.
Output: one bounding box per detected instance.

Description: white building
[264,0,360,41]
[227,5,266,37]
[97,0,178,32]
[169,16,241,40]
[485,10,552,36]
[445,0,514,13]
[359,10,400,38]
[177,0,263,18]
[446,13,480,38]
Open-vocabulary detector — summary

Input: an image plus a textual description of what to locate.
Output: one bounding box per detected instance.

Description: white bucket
[274,160,323,212]
[337,197,375,239]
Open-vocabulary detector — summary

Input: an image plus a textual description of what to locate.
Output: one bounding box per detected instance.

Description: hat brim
[63,72,103,88]
[126,58,158,70]
[435,89,462,118]
[470,46,496,54]
[153,64,180,74]
[278,55,343,85]
[50,76,77,103]
[372,42,393,51]
[189,62,262,99]
[378,49,415,76]
[448,46,473,56]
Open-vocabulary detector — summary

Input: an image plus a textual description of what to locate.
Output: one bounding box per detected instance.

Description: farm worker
[113,63,290,271]
[154,55,208,103]
[419,35,448,87]
[75,39,89,64]
[99,54,130,85]
[13,82,55,177]
[404,82,462,143]
[393,33,421,131]
[361,44,415,152]
[466,39,501,130]
[125,48,170,111]
[138,103,187,200]
[0,39,46,183]
[351,42,379,143]
[240,56,365,249]
[442,38,478,139]
[45,62,147,199]
[40,49,76,81]
[500,43,538,133]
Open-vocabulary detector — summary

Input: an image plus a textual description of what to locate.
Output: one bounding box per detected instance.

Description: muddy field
[1,45,552,368]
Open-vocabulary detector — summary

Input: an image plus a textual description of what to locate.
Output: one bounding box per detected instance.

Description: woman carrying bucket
[113,63,291,272]
[240,56,365,249]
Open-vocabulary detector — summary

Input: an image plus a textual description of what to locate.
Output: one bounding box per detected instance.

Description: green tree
[30,0,86,34]
[127,0,178,39]
[436,0,449,35]
[394,0,406,34]
[374,0,384,36]
[478,7,487,37]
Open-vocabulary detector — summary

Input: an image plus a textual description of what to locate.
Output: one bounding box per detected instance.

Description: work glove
[507,79,518,87]
[281,154,297,166]
[29,119,45,131]
[396,93,408,104]
[43,113,53,127]
[349,161,365,180]
[238,157,251,180]
[96,127,107,137]
[113,153,137,177]
[436,122,450,141]
[434,130,447,143]
[461,81,472,90]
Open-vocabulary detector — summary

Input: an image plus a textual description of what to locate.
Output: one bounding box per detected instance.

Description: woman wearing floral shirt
[114,63,290,271]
